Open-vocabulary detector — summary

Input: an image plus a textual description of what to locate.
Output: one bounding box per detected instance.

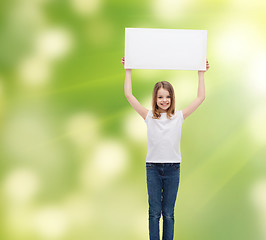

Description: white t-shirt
[144,110,184,163]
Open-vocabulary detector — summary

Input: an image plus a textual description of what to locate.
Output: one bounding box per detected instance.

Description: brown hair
[152,81,175,119]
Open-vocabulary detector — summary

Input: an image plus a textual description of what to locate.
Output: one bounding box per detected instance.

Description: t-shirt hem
[146,160,181,163]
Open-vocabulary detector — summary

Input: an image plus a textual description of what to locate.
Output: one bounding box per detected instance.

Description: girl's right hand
[121,56,132,71]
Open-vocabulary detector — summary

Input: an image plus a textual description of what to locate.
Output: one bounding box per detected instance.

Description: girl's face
[156,88,171,112]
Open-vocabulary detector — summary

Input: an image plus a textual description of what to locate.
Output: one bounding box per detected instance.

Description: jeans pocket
[170,163,180,170]
[146,163,155,169]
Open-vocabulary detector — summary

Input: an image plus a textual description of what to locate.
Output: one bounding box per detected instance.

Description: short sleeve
[179,110,184,123]
[144,110,151,123]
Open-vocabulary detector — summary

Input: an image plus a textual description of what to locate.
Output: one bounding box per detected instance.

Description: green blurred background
[1,0,266,239]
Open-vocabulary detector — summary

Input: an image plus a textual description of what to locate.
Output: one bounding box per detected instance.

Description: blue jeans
[146,162,181,240]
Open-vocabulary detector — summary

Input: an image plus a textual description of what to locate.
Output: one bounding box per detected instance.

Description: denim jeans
[146,162,181,240]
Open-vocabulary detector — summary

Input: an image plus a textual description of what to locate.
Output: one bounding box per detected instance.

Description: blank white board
[124,28,207,70]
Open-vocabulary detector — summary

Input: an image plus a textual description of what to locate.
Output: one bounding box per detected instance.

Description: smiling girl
[121,56,210,240]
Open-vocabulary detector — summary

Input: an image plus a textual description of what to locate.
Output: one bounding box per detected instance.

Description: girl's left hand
[198,60,210,73]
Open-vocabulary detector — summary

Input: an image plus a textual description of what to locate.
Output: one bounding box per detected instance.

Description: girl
[121,56,210,240]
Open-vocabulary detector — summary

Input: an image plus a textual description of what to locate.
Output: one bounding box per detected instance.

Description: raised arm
[121,57,148,120]
[182,60,210,120]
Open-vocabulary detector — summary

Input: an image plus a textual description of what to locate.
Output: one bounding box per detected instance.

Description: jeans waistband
[146,162,180,165]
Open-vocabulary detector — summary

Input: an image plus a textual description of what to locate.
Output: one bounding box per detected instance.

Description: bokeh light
[65,112,100,150]
[250,178,266,240]
[151,0,195,23]
[18,55,51,86]
[3,168,40,205]
[33,206,69,239]
[80,139,129,190]
[71,0,102,16]
[124,110,147,142]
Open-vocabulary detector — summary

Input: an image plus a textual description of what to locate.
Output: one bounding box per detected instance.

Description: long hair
[152,81,175,119]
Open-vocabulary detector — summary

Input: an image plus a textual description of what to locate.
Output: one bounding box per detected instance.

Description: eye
[167,96,171,98]
[158,97,162,98]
